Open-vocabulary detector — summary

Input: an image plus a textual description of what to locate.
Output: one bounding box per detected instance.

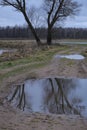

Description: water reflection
[54,54,85,60]
[8,78,87,117]
[0,49,16,55]
[0,49,8,55]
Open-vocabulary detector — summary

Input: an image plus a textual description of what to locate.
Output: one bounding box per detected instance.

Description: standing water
[7,78,87,118]
[0,49,17,55]
[0,49,10,55]
[54,54,85,60]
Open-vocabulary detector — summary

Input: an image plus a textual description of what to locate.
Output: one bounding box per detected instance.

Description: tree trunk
[47,28,52,45]
[22,11,41,46]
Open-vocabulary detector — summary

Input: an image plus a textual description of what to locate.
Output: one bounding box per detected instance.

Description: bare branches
[45,0,80,28]
[23,0,25,11]
[0,0,26,13]
[43,0,80,44]
[51,0,64,27]
[47,0,56,26]
[27,6,45,28]
[0,0,41,45]
[1,0,21,10]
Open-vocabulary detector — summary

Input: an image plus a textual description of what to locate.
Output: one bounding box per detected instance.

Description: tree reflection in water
[7,78,87,117]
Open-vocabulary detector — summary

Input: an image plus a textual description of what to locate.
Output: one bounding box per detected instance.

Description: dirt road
[0,43,87,130]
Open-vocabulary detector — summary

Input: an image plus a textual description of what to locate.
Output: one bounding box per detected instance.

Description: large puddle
[7,78,87,118]
[54,54,85,60]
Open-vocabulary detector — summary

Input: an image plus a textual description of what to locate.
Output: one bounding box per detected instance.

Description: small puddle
[54,54,85,60]
[0,49,17,55]
[7,78,87,118]
[0,49,8,55]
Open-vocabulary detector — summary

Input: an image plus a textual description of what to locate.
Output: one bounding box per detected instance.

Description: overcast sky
[0,0,87,28]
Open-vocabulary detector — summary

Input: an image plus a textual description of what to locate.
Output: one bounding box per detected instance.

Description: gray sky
[0,0,87,28]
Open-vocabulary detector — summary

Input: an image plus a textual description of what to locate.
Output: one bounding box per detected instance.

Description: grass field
[0,39,87,86]
[0,40,70,82]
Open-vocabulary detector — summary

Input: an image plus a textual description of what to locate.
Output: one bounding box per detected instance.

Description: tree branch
[47,0,56,26]
[51,0,64,27]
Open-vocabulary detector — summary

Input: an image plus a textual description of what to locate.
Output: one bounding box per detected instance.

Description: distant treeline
[0,26,87,39]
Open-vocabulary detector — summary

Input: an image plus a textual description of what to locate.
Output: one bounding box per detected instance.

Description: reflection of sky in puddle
[0,49,8,55]
[0,50,5,55]
[25,80,45,112]
[54,54,85,60]
[8,78,87,118]
[60,41,87,45]
[0,49,16,55]
[69,79,87,118]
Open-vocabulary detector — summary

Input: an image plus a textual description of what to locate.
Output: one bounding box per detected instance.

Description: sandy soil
[0,44,87,130]
[0,104,87,130]
[36,56,87,78]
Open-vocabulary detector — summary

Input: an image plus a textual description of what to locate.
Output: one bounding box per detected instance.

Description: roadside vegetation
[0,40,87,95]
[0,41,69,81]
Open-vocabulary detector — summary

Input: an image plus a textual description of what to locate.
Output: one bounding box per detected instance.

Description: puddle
[60,41,87,45]
[54,54,85,60]
[0,49,17,55]
[7,78,87,118]
[0,49,8,55]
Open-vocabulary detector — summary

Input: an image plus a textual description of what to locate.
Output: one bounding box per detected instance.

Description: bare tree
[0,0,41,46]
[28,6,45,28]
[43,0,80,45]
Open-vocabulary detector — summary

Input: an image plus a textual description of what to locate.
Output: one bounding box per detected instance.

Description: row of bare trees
[0,26,87,39]
[0,0,80,46]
